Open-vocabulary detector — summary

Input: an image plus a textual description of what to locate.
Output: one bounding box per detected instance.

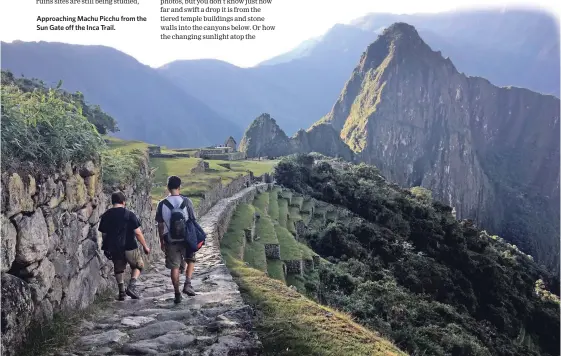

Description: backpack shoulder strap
[185,199,195,221]
[162,199,174,210]
[179,198,187,210]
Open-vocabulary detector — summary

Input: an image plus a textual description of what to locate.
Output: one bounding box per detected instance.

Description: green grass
[301,199,314,213]
[105,136,150,152]
[280,190,293,201]
[244,241,268,273]
[326,211,338,222]
[289,206,302,221]
[266,259,286,283]
[286,274,307,292]
[290,196,304,209]
[225,257,406,356]
[268,191,279,221]
[254,192,270,214]
[278,198,289,228]
[314,207,326,217]
[287,218,296,235]
[301,212,312,226]
[221,203,255,259]
[256,212,278,245]
[299,243,317,261]
[276,226,302,261]
[216,160,277,176]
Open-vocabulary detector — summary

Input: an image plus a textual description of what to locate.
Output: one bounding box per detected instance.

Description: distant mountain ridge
[241,22,561,273]
[0,41,242,148]
[238,113,354,160]
[157,9,559,135]
[2,9,557,141]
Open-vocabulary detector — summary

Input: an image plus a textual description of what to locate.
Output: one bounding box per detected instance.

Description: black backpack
[163,199,188,243]
[102,209,130,260]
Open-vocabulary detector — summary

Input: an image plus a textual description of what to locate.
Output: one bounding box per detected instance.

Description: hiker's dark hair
[167,175,181,190]
[111,191,126,205]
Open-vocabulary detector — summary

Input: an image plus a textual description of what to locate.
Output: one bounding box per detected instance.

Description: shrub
[1,76,105,172]
[101,149,146,189]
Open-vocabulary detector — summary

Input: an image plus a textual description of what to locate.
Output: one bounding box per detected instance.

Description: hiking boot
[174,292,182,304]
[183,281,196,296]
[126,281,141,299]
[117,291,126,301]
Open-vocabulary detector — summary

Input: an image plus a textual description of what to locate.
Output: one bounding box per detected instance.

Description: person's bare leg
[171,267,180,293]
[131,268,141,279]
[186,262,195,279]
[183,261,196,296]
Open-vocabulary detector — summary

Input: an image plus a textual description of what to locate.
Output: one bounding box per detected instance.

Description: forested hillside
[274,155,560,356]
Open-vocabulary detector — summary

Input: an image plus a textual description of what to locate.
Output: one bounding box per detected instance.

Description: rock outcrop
[0,157,156,355]
[321,22,560,271]
[239,113,354,161]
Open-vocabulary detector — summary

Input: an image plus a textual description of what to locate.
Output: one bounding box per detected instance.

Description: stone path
[52,186,265,356]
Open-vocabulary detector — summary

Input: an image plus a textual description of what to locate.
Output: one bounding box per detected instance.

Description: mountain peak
[362,22,430,65]
[381,22,421,41]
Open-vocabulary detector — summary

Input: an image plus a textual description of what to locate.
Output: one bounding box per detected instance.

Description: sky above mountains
[0,0,558,67]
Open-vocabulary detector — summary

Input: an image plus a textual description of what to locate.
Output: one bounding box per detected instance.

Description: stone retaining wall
[285,260,303,275]
[195,175,251,218]
[264,244,280,259]
[199,152,246,161]
[294,220,307,240]
[0,157,156,356]
[149,153,191,158]
[304,259,314,272]
[197,184,265,242]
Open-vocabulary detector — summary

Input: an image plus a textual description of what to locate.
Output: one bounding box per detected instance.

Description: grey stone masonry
[1,156,157,356]
[284,260,303,276]
[244,228,253,243]
[312,255,321,267]
[264,244,281,260]
[304,259,315,272]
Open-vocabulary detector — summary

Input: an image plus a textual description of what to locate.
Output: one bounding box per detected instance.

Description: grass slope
[220,184,405,354]
[253,192,269,214]
[275,226,302,261]
[268,190,280,221]
[278,198,288,228]
[266,259,286,283]
[255,213,278,245]
[221,203,255,259]
[226,257,406,356]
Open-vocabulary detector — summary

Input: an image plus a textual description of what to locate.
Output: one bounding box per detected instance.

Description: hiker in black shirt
[99,191,150,301]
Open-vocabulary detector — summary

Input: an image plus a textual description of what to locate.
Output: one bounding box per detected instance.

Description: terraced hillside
[221,186,333,288]
[220,184,405,355]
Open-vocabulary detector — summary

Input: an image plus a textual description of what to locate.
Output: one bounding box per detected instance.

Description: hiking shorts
[113,248,144,273]
[165,241,196,269]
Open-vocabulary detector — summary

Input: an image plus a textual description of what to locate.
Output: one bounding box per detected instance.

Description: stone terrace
[51,185,265,356]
